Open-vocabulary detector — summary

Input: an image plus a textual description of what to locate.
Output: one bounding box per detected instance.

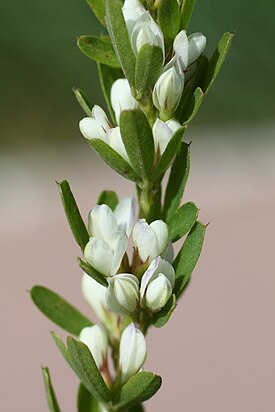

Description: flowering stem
[137,181,162,223]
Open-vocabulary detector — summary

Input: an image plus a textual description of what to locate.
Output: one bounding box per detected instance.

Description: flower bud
[110,79,139,125]
[79,325,108,369]
[119,323,147,383]
[79,105,111,140]
[173,30,207,70]
[187,32,207,66]
[153,118,181,155]
[140,257,175,312]
[133,219,169,263]
[152,61,184,116]
[106,274,139,315]
[105,127,130,163]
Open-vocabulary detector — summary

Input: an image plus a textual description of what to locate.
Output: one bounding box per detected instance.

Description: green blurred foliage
[0,0,274,147]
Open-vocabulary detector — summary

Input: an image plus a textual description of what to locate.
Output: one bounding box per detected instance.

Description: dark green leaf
[73,88,93,116]
[152,126,186,181]
[42,367,61,412]
[114,371,162,409]
[97,63,123,125]
[120,110,155,181]
[203,32,234,94]
[168,201,199,241]
[180,0,196,30]
[135,45,163,94]
[174,221,206,298]
[78,36,120,68]
[89,138,141,183]
[182,87,204,124]
[78,258,108,287]
[128,405,144,412]
[163,142,190,221]
[31,286,93,335]
[77,383,101,412]
[86,0,106,27]
[67,337,110,403]
[97,190,119,210]
[152,294,177,328]
[158,0,181,40]
[106,0,136,86]
[58,180,89,252]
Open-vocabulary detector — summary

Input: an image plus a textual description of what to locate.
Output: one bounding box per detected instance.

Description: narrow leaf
[78,36,120,68]
[73,88,93,116]
[182,87,204,125]
[77,383,101,412]
[168,201,199,242]
[97,190,119,211]
[114,371,162,409]
[174,221,206,298]
[204,32,234,94]
[89,138,141,183]
[180,0,196,30]
[97,63,123,125]
[86,0,106,27]
[152,126,186,181]
[42,367,61,412]
[120,110,155,181]
[78,258,108,287]
[31,286,93,335]
[152,294,177,328]
[135,45,163,94]
[52,332,74,370]
[58,180,89,252]
[158,0,181,40]
[67,337,110,403]
[163,142,190,222]
[106,0,136,86]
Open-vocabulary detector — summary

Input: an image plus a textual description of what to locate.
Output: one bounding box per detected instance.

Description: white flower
[140,257,175,312]
[105,127,130,163]
[79,325,108,369]
[133,219,169,263]
[153,118,182,154]
[106,274,139,314]
[110,79,139,125]
[79,105,111,140]
[152,59,184,115]
[173,30,207,70]
[119,323,147,383]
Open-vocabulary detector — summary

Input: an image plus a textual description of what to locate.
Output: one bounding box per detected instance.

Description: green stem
[137,180,162,223]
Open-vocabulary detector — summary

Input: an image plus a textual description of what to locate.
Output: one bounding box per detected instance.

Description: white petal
[152,66,184,114]
[92,105,111,132]
[188,33,207,66]
[173,30,189,70]
[161,241,174,264]
[145,274,173,311]
[140,256,162,302]
[81,273,108,323]
[107,274,139,314]
[84,237,113,276]
[153,118,174,154]
[79,117,107,140]
[114,197,137,236]
[79,325,108,368]
[150,220,169,257]
[165,118,182,134]
[133,219,158,262]
[110,79,138,124]
[130,12,164,58]
[109,231,128,275]
[88,204,118,241]
[107,127,130,163]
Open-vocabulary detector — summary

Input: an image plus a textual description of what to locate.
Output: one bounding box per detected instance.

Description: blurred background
[1,0,274,411]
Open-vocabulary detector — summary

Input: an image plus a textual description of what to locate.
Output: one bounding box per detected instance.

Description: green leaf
[77,383,101,412]
[97,63,123,125]
[52,332,74,370]
[31,286,93,335]
[78,36,120,68]
[135,45,163,94]
[106,0,136,86]
[158,0,181,40]
[42,367,61,412]
[128,405,144,412]
[152,294,177,328]
[73,88,93,116]
[168,201,199,242]
[67,337,110,403]
[180,0,196,30]
[203,32,234,94]
[114,371,162,409]
[152,126,186,181]
[97,190,119,210]
[86,0,106,27]
[78,258,108,287]
[163,142,190,222]
[174,221,206,298]
[58,180,89,252]
[120,110,155,181]
[88,138,141,183]
[182,87,204,125]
